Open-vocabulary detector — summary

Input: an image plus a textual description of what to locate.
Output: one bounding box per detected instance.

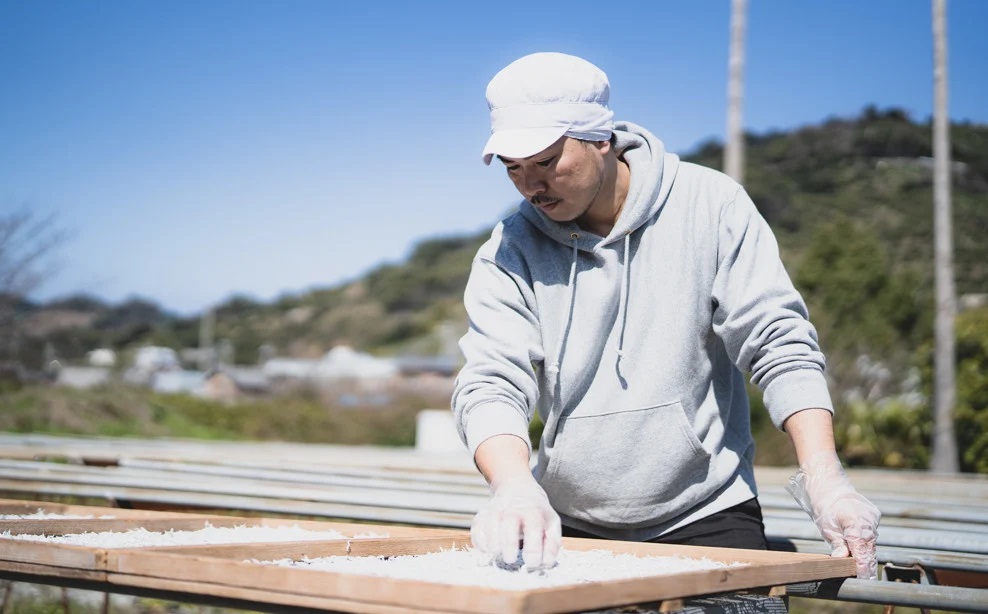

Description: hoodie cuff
[763,368,834,430]
[465,402,532,458]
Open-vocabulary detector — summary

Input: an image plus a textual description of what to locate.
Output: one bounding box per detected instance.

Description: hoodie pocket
[541,400,712,528]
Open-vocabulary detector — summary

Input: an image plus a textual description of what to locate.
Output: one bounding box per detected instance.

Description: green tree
[915,306,988,473]
[795,219,925,363]
[953,307,988,472]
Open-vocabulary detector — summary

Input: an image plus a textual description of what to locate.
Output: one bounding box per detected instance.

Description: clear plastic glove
[785,450,882,579]
[470,476,561,570]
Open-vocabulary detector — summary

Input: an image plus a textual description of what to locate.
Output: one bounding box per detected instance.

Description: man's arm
[783,407,837,462]
[475,433,533,486]
[783,408,882,579]
[470,434,561,570]
[706,187,881,578]
[451,243,559,570]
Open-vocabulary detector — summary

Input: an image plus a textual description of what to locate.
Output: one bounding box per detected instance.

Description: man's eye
[536,158,554,167]
[506,165,520,173]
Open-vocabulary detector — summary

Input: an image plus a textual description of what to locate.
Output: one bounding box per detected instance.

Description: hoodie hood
[518,121,680,250]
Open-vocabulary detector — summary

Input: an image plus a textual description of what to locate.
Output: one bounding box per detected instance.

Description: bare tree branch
[0,205,71,362]
[0,206,70,298]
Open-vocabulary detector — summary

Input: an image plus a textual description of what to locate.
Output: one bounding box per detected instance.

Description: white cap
[482,52,614,165]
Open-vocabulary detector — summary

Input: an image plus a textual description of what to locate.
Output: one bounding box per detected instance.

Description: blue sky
[2,1,986,315]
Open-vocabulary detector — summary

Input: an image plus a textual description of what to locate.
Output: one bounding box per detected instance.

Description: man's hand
[785,450,881,579]
[471,475,561,570]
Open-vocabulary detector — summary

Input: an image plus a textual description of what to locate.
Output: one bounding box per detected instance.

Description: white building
[55,367,111,390]
[151,370,206,395]
[315,346,397,380]
[86,348,117,368]
[134,346,180,371]
[261,346,397,382]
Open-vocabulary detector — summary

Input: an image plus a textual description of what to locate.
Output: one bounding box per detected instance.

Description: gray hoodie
[453,121,833,540]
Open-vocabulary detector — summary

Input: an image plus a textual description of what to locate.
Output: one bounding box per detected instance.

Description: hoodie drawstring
[547,233,580,391]
[616,233,631,365]
[548,232,631,395]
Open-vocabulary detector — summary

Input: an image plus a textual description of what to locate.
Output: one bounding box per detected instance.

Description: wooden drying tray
[0,511,464,582]
[104,535,855,614]
[0,497,226,519]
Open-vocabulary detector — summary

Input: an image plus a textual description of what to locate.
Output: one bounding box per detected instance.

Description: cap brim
[482,126,568,165]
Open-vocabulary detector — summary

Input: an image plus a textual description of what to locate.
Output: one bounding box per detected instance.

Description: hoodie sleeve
[711,186,834,430]
[452,251,544,458]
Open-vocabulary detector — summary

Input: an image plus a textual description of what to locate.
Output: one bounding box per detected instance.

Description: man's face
[499,137,608,223]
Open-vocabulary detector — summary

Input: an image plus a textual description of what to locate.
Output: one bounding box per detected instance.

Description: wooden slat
[1,516,245,535]
[107,573,474,614]
[108,536,470,566]
[0,559,107,581]
[0,497,464,539]
[516,561,835,614]
[0,538,106,571]
[1,512,461,540]
[248,517,465,538]
[0,499,212,520]
[559,536,833,565]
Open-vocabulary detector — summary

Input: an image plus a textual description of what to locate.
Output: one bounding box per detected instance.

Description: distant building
[199,371,238,403]
[86,349,117,368]
[261,346,398,383]
[960,293,988,312]
[151,370,206,395]
[125,346,181,386]
[315,346,397,380]
[200,366,270,403]
[393,354,459,377]
[134,346,180,371]
[56,366,111,390]
[261,357,319,380]
[180,347,217,370]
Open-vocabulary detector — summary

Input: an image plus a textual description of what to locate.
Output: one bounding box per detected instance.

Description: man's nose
[521,169,546,196]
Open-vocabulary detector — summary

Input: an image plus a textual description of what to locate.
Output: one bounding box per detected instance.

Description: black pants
[561,498,769,550]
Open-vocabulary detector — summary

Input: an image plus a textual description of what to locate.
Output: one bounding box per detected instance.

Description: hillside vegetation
[5,107,988,471]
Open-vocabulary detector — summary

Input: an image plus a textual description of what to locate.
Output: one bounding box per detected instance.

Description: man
[452,52,881,579]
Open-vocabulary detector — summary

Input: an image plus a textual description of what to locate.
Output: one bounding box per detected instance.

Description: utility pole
[199,307,216,372]
[725,0,748,183]
[930,0,958,473]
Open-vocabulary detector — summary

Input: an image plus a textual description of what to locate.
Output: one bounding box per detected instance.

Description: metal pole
[930,0,959,473]
[725,0,747,182]
[789,578,988,613]
[199,307,216,372]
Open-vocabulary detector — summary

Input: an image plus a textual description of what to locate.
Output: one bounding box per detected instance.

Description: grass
[0,381,430,447]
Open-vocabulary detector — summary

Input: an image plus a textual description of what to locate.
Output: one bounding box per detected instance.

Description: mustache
[530,195,559,206]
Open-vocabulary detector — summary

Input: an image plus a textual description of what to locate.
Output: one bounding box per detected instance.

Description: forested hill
[14,107,988,384]
[688,105,987,295]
